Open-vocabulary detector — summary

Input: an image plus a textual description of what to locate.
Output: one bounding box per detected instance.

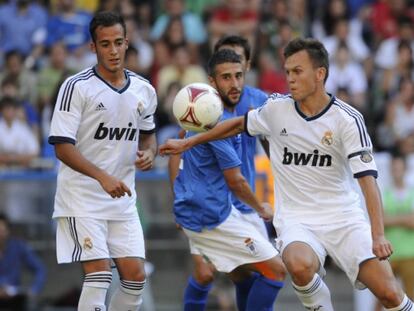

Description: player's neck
[95,65,126,89]
[298,91,331,117]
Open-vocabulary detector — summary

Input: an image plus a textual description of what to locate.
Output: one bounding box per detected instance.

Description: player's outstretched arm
[358,175,393,260]
[55,143,131,198]
[136,132,157,171]
[159,116,245,155]
[223,166,273,221]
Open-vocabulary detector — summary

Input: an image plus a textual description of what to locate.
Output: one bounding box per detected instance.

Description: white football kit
[246,94,377,288]
[49,67,156,262]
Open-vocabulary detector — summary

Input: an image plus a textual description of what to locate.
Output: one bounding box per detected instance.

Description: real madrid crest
[360,150,373,163]
[321,131,334,146]
[137,102,144,116]
[83,237,93,250]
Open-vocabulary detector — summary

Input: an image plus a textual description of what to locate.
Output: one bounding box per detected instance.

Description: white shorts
[276,219,375,289]
[189,211,269,255]
[184,208,278,273]
[56,217,145,264]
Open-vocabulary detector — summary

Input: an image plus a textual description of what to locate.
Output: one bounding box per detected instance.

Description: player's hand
[159,138,190,155]
[99,174,132,198]
[257,202,274,222]
[372,235,393,261]
[135,149,155,171]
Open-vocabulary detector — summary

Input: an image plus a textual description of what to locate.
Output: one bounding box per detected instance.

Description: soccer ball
[172,83,223,132]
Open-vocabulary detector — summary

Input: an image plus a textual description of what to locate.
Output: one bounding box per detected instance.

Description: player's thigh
[322,220,375,289]
[192,253,216,285]
[107,217,145,259]
[183,209,277,273]
[113,257,146,281]
[278,224,325,276]
[239,212,268,239]
[357,258,402,299]
[56,217,111,264]
[243,255,286,280]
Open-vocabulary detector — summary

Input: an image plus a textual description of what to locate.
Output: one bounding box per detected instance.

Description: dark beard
[221,95,238,109]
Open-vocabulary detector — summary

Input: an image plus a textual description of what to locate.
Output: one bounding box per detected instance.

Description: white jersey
[246,94,377,226]
[49,67,157,220]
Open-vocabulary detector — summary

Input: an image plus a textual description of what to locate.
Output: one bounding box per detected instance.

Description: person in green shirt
[382,152,414,300]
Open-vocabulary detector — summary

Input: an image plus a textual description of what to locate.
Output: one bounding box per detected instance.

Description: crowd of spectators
[0,0,413,167]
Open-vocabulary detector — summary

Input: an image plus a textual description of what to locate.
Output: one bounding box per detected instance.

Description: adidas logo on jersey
[282,147,332,167]
[280,128,288,136]
[94,122,137,141]
[95,102,106,111]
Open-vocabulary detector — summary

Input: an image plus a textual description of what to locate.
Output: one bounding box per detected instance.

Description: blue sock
[246,275,284,311]
[234,273,260,311]
[183,276,212,311]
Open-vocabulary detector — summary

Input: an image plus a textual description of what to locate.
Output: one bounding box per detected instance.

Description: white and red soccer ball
[172,83,223,132]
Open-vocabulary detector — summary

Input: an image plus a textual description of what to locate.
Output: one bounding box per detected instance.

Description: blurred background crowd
[0,0,414,310]
[1,0,414,164]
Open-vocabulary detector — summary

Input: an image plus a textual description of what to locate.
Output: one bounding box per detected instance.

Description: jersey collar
[294,93,334,121]
[93,66,131,94]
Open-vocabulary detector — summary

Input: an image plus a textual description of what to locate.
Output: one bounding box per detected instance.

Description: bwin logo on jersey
[94,122,137,141]
[282,147,332,167]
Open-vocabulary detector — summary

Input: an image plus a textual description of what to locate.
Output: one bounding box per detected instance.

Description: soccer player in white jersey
[160,38,414,311]
[48,12,157,311]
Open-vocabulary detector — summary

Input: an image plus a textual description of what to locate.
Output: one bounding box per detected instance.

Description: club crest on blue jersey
[244,238,258,256]
[321,131,334,146]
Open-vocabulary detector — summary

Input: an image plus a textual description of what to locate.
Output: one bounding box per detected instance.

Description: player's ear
[245,60,251,72]
[208,75,216,89]
[316,67,327,83]
[90,41,97,54]
[124,38,129,49]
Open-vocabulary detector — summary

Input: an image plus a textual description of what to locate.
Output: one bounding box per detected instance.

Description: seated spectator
[156,44,207,99]
[0,97,39,168]
[124,17,154,77]
[375,16,414,71]
[373,152,414,311]
[259,0,304,53]
[1,76,39,137]
[257,50,288,94]
[150,0,207,45]
[208,0,259,49]
[379,40,414,100]
[0,0,47,69]
[377,78,414,154]
[0,51,38,106]
[46,0,93,70]
[322,17,370,64]
[0,213,46,311]
[158,16,200,63]
[325,42,368,111]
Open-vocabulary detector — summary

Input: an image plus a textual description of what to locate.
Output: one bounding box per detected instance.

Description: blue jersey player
[179,36,273,311]
[169,49,285,311]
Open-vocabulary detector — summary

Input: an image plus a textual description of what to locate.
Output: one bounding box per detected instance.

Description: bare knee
[115,258,146,282]
[193,262,215,286]
[376,281,404,308]
[283,244,319,285]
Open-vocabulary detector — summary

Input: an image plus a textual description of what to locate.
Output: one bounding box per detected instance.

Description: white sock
[385,295,414,311]
[292,274,334,311]
[108,279,146,311]
[78,271,112,311]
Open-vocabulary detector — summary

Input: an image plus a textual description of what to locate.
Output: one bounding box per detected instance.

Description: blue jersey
[233,85,268,213]
[173,109,242,232]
